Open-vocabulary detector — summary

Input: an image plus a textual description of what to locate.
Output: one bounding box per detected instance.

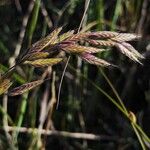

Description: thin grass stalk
[46,71,57,127]
[24,0,42,140]
[28,0,41,45]
[8,0,35,68]
[80,21,97,33]
[41,19,48,37]
[77,0,91,32]
[0,105,14,125]
[2,94,16,149]
[131,123,146,150]
[86,77,128,117]
[36,71,55,149]
[68,65,128,117]
[37,74,54,149]
[99,68,148,148]
[99,68,128,115]
[96,0,104,30]
[29,18,48,128]
[3,126,123,141]
[40,1,53,28]
[38,82,50,132]
[29,91,38,127]
[57,0,91,108]
[3,94,8,128]
[76,0,90,108]
[19,0,41,147]
[68,64,150,146]
[28,132,41,150]
[28,72,41,148]
[57,57,70,109]
[134,123,150,143]
[99,69,150,143]
[0,64,26,84]
[111,0,122,30]
[55,0,71,26]
[12,93,28,146]
[26,73,49,147]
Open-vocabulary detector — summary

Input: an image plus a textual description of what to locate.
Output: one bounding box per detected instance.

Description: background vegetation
[0,0,150,149]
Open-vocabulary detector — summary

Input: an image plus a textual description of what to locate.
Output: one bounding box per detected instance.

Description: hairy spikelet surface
[28,27,62,53]
[66,32,90,42]
[115,43,142,64]
[0,78,12,95]
[87,39,115,47]
[121,42,144,59]
[24,52,49,61]
[89,31,118,39]
[110,33,141,42]
[61,44,105,53]
[8,80,44,96]
[54,30,74,44]
[80,53,113,67]
[24,58,63,67]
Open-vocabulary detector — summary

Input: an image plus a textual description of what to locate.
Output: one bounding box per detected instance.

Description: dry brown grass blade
[8,80,44,96]
[0,78,12,95]
[24,58,63,67]
[61,44,105,53]
[79,53,114,67]
[28,27,62,53]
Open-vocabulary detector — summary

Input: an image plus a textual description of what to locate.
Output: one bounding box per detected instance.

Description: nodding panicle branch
[0,27,143,96]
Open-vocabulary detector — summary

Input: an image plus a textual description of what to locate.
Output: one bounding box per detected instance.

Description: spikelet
[87,39,116,47]
[115,43,142,64]
[66,32,90,42]
[61,44,105,53]
[89,31,118,39]
[79,53,114,67]
[0,78,12,95]
[23,52,49,61]
[28,27,62,53]
[8,80,44,96]
[80,21,98,33]
[24,58,63,67]
[54,30,74,44]
[110,33,141,42]
[121,42,144,59]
